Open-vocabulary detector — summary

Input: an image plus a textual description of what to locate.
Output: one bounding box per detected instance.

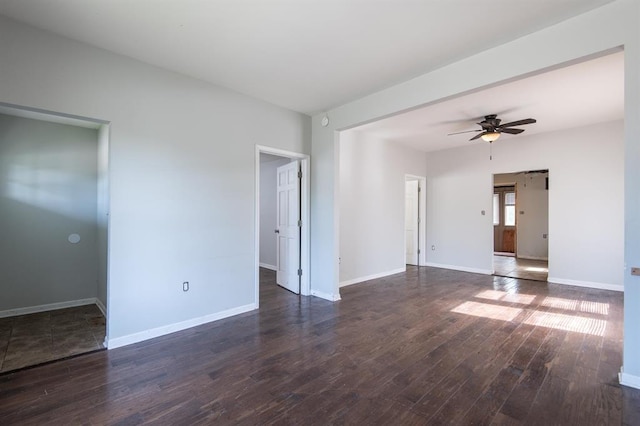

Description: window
[493,194,500,225]
[505,192,516,226]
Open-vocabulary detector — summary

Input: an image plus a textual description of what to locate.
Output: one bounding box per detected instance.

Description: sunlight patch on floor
[524,311,606,336]
[453,292,609,336]
[451,301,523,322]
[525,266,548,272]
[475,290,505,300]
[475,289,536,305]
[541,297,609,315]
[501,293,537,305]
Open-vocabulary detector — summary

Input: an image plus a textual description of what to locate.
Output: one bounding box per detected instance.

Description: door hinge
[418,186,422,192]
[417,217,421,224]
[298,170,302,179]
[298,220,302,227]
[297,269,303,276]
[417,249,421,254]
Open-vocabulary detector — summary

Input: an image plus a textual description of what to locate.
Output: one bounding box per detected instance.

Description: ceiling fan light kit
[447,114,537,142]
[481,131,501,142]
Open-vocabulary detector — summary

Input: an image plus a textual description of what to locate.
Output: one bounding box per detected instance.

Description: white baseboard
[95,298,107,317]
[107,303,257,349]
[259,263,277,271]
[340,267,406,288]
[548,277,623,292]
[619,368,640,389]
[0,298,98,318]
[517,255,548,261]
[311,289,341,301]
[425,262,492,275]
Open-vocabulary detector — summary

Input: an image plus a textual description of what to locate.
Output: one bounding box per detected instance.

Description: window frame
[504,191,516,227]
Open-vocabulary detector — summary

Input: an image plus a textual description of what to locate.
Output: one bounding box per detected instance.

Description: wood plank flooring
[0,266,638,425]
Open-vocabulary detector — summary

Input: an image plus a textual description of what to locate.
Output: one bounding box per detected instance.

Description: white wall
[339,130,427,285]
[425,121,623,289]
[0,16,310,345]
[259,156,290,269]
[0,113,99,311]
[495,172,549,260]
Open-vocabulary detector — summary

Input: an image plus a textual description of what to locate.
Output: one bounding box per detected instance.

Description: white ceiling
[0,0,615,115]
[351,51,624,153]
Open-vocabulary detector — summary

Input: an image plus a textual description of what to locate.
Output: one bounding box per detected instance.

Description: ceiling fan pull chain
[490,141,493,160]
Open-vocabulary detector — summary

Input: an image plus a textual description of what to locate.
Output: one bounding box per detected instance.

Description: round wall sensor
[321,115,330,127]
[68,234,81,244]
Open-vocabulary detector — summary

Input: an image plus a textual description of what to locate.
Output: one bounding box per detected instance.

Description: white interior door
[276,160,300,294]
[405,180,419,265]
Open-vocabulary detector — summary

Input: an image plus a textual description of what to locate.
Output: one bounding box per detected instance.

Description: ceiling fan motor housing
[447,114,537,141]
[480,114,501,131]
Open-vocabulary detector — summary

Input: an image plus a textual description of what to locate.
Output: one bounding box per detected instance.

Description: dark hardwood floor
[0,266,638,425]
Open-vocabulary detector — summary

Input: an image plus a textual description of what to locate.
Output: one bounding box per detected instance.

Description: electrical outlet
[631,267,640,276]
[183,281,189,292]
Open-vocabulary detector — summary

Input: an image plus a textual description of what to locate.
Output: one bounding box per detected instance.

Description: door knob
[274,229,280,233]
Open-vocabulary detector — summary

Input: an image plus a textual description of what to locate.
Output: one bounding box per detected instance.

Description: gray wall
[259,156,290,269]
[0,16,310,345]
[0,113,99,311]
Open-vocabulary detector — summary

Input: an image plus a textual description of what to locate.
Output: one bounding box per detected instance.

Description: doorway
[493,170,549,281]
[405,175,426,267]
[0,103,109,372]
[255,146,310,308]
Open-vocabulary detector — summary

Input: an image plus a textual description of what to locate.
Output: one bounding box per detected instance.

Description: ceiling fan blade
[499,128,525,134]
[447,129,481,136]
[469,132,485,141]
[499,118,536,127]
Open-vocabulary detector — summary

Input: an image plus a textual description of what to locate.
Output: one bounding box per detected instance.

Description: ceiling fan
[448,114,537,142]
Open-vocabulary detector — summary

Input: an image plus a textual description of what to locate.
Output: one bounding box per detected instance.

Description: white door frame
[0,101,112,345]
[404,174,427,266]
[255,145,310,307]
[491,171,550,275]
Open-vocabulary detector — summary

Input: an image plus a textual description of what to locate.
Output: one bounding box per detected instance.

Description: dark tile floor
[0,304,105,373]
[494,254,548,281]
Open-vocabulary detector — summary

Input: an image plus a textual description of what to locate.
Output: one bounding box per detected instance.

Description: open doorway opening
[255,146,310,308]
[0,103,109,373]
[405,175,426,267]
[493,170,549,281]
